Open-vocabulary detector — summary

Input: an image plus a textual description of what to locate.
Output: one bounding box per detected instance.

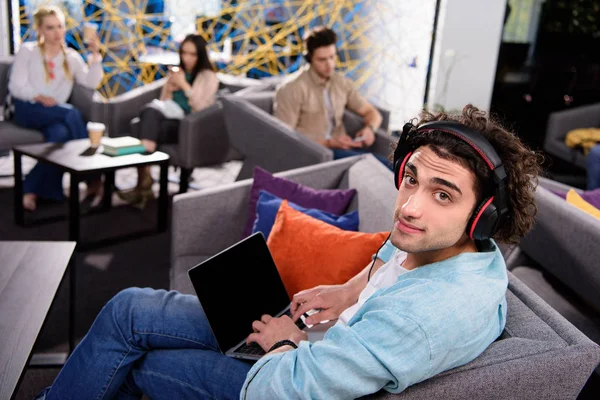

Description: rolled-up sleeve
[273,83,301,129]
[240,297,432,400]
[71,51,103,89]
[8,45,38,101]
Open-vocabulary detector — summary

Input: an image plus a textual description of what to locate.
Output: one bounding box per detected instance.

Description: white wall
[427,0,506,112]
[0,0,9,56]
[365,0,437,130]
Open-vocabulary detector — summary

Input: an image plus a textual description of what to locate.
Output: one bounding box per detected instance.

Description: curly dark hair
[393,105,543,244]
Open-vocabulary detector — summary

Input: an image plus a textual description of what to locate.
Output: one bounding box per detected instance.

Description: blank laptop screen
[188,233,291,353]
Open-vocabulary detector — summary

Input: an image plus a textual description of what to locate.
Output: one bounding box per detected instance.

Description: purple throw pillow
[242,167,357,237]
[581,188,600,209]
[549,188,600,208]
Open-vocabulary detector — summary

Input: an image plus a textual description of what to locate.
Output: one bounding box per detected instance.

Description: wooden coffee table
[13,139,170,244]
[0,241,75,400]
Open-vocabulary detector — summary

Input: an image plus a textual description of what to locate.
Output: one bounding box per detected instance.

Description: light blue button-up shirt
[241,240,508,399]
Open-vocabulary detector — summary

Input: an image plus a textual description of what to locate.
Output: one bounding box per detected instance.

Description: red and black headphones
[392,121,510,241]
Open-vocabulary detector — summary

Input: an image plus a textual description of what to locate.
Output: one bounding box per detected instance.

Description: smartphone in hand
[353,136,366,143]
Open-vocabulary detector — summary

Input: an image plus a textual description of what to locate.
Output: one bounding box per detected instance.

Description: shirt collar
[307,65,331,89]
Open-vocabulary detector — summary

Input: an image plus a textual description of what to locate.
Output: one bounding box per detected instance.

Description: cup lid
[87,122,105,130]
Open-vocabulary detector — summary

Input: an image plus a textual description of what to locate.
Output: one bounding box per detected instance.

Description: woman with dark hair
[119,34,219,208]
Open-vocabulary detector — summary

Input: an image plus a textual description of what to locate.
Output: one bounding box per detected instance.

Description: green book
[103,144,147,156]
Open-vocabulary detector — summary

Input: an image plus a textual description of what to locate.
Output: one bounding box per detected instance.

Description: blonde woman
[8,5,104,211]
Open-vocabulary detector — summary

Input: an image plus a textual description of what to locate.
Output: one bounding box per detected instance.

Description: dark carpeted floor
[0,187,172,399]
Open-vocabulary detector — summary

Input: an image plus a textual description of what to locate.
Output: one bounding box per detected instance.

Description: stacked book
[102,136,147,156]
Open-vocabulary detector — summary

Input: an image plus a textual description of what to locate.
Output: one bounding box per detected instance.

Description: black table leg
[69,174,80,242]
[158,161,168,232]
[13,150,24,226]
[102,170,115,211]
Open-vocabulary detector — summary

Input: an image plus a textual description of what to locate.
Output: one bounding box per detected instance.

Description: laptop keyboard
[234,310,307,355]
[234,341,265,355]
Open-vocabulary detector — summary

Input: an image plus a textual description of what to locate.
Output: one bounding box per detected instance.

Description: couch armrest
[519,185,600,311]
[221,95,332,180]
[177,102,229,169]
[170,157,360,292]
[538,176,583,194]
[68,83,106,123]
[363,272,600,399]
[370,129,395,159]
[544,102,600,169]
[104,79,165,137]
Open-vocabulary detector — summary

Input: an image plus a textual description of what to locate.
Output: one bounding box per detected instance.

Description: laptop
[187,232,330,361]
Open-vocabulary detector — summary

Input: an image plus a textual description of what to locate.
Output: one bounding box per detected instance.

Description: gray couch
[508,177,600,377]
[170,155,600,399]
[0,56,106,152]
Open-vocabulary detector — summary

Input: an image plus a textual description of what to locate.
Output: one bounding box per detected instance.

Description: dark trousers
[332,148,394,171]
[14,99,88,201]
[138,106,181,145]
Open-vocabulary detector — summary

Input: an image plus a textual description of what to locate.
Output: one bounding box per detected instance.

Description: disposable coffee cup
[87,122,105,148]
[83,22,98,44]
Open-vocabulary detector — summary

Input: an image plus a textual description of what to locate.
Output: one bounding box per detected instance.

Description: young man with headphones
[35,106,542,400]
[273,26,391,167]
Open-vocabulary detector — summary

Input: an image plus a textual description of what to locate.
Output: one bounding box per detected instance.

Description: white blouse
[8,41,103,104]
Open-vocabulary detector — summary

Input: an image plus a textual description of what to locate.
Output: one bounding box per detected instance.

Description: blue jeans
[587,144,600,190]
[13,99,88,201]
[332,148,394,171]
[38,288,252,400]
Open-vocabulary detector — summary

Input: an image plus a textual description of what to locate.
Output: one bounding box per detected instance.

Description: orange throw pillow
[267,200,389,298]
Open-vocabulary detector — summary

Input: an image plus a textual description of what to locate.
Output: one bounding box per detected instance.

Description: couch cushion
[520,185,600,311]
[243,166,357,237]
[252,190,359,239]
[512,266,600,345]
[347,155,396,233]
[0,121,44,150]
[267,201,388,297]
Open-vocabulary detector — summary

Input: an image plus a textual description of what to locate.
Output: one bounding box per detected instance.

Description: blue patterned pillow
[252,190,359,239]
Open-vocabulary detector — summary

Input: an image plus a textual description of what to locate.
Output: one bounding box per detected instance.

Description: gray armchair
[0,56,105,152]
[232,76,392,132]
[221,91,394,181]
[220,94,333,180]
[170,155,600,399]
[545,102,600,170]
[103,77,229,192]
[103,75,290,193]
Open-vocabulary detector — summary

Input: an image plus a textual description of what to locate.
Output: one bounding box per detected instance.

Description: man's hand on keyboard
[246,314,308,353]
